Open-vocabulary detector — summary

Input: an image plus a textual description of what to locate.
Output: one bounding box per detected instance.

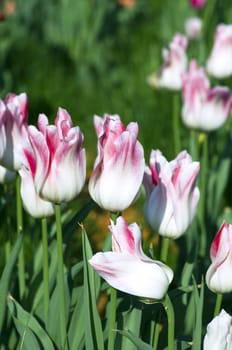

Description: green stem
[107,287,117,350]
[214,293,223,317]
[16,175,25,299]
[55,204,67,349]
[152,310,162,350]
[172,93,181,155]
[162,294,175,350]
[41,217,49,326]
[160,237,170,263]
[198,133,208,257]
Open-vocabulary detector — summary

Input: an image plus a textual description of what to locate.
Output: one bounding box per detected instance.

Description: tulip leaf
[82,227,104,350]
[68,286,85,350]
[7,296,55,350]
[192,277,204,350]
[116,329,153,350]
[121,306,142,350]
[0,233,23,332]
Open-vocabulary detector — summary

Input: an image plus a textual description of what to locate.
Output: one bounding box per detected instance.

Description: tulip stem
[41,217,49,326]
[16,175,25,300]
[55,204,67,349]
[162,294,175,350]
[214,293,223,317]
[160,237,170,263]
[107,287,117,350]
[172,92,181,155]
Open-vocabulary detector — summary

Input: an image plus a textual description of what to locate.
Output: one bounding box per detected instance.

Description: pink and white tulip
[185,17,202,39]
[203,309,232,350]
[206,24,232,79]
[190,0,207,9]
[89,216,173,299]
[19,146,54,218]
[182,60,232,131]
[147,34,188,90]
[27,108,86,203]
[0,92,29,170]
[143,150,200,239]
[88,114,145,212]
[206,222,232,294]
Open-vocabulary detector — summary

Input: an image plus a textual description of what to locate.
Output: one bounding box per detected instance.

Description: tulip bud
[89,216,173,299]
[206,222,232,294]
[88,114,145,212]
[203,309,232,350]
[143,150,200,239]
[190,0,206,9]
[185,17,202,39]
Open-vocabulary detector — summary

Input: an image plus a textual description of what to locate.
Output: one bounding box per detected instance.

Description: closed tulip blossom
[203,309,232,350]
[19,147,54,218]
[206,24,232,79]
[182,60,232,131]
[143,150,200,239]
[89,216,173,299]
[147,33,188,90]
[88,114,145,212]
[206,222,232,294]
[27,108,86,203]
[185,17,202,39]
[0,92,29,170]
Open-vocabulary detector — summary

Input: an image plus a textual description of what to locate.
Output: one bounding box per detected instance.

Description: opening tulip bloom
[203,309,232,350]
[147,33,188,91]
[143,150,200,239]
[0,92,30,170]
[206,222,232,294]
[206,24,232,79]
[89,216,173,299]
[181,60,232,131]
[88,114,145,212]
[26,108,86,204]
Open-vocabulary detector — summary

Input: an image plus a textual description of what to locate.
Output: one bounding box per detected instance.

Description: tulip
[185,17,202,39]
[206,222,232,294]
[143,150,200,239]
[19,147,54,218]
[27,108,86,203]
[206,24,232,79]
[147,33,188,91]
[0,165,16,184]
[89,216,173,299]
[0,92,29,170]
[88,114,145,212]
[182,60,232,131]
[190,0,206,9]
[203,309,232,350]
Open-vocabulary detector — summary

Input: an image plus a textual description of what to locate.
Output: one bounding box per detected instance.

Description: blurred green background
[1,0,231,165]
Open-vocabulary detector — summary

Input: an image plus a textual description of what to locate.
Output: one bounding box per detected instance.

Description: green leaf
[7,296,55,350]
[116,330,153,350]
[0,233,23,332]
[192,277,204,350]
[68,286,85,350]
[82,227,104,350]
[121,306,142,350]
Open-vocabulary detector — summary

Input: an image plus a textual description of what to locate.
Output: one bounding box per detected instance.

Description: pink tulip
[207,24,232,79]
[143,150,200,239]
[190,0,206,9]
[182,60,232,131]
[0,92,29,170]
[147,34,188,90]
[27,108,86,203]
[89,216,173,299]
[203,309,232,350]
[206,222,232,294]
[88,114,145,212]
